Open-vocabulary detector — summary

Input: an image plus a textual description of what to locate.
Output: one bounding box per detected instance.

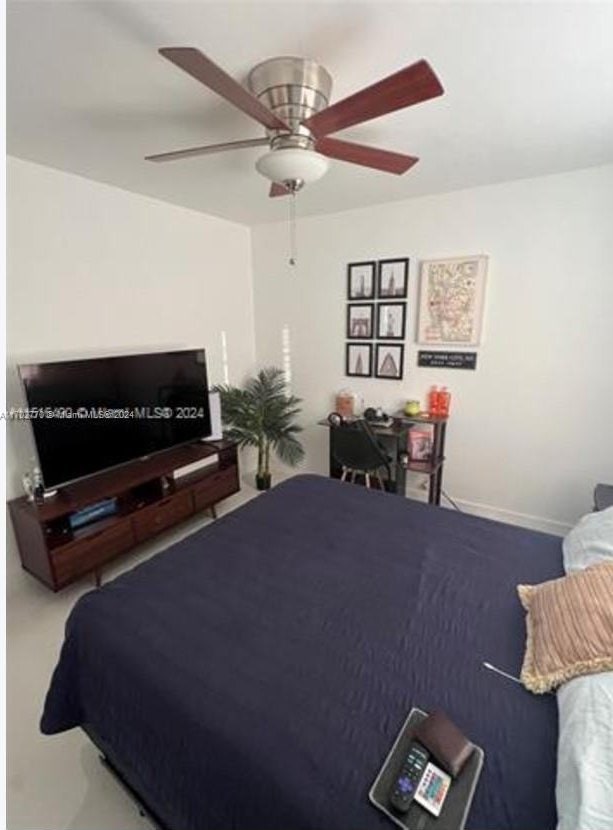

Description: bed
[41,474,563,829]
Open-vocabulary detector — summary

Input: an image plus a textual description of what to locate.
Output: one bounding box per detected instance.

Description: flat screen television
[19,349,212,489]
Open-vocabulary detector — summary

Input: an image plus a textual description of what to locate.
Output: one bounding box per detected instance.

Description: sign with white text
[418,351,477,370]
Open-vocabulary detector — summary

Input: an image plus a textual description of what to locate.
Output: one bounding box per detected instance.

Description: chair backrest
[331,420,390,473]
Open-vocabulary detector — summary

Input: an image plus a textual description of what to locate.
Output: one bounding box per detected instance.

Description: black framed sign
[347,303,374,339]
[375,343,404,380]
[418,351,478,370]
[347,261,376,300]
[346,343,373,377]
[377,302,406,340]
[377,258,409,299]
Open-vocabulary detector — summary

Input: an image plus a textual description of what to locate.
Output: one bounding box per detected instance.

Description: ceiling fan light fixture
[256,148,329,187]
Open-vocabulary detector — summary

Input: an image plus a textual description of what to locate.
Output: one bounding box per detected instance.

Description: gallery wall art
[346,343,372,377]
[375,344,405,380]
[347,262,376,300]
[417,255,488,346]
[347,304,374,339]
[344,259,409,380]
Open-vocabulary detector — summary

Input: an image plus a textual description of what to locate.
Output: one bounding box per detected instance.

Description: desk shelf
[404,457,445,476]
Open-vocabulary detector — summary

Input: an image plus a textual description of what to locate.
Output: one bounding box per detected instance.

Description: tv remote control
[389,741,430,813]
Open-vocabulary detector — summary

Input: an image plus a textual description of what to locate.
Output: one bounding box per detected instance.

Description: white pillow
[562,507,613,574]
[556,672,613,830]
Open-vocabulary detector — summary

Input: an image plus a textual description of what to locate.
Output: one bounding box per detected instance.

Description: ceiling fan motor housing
[248,57,332,150]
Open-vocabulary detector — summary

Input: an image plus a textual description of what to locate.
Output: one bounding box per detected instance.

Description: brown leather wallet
[413,709,474,778]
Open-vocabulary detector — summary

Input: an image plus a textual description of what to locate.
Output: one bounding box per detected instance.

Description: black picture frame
[345,343,373,377]
[375,344,404,380]
[377,258,409,299]
[347,261,376,300]
[346,303,374,339]
[377,302,406,340]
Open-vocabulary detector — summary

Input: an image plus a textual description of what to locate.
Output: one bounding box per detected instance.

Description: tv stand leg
[210,504,218,520]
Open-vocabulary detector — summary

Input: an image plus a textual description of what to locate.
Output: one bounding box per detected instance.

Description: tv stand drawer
[132,491,193,543]
[51,520,134,587]
[193,467,239,511]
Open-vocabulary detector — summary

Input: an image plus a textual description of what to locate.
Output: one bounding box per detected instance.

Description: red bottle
[428,386,440,416]
[438,387,451,418]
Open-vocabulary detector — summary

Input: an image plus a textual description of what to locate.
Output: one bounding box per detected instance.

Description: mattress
[41,474,563,829]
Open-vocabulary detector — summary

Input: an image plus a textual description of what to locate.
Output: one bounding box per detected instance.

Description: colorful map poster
[417,255,488,346]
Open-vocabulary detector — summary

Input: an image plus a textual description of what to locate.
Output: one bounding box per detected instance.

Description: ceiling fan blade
[303,59,443,138]
[159,47,289,132]
[145,137,268,163]
[269,182,290,197]
[316,137,418,175]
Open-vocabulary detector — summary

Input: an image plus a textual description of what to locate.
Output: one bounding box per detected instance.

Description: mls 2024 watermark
[1,406,206,420]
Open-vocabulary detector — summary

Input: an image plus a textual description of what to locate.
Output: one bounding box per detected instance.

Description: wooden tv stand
[8,440,240,591]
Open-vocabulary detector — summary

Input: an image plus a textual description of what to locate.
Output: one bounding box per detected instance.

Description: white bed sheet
[557,507,613,829]
[556,671,613,830]
[563,507,613,573]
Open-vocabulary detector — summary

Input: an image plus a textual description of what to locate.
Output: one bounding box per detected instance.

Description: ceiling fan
[145,48,444,197]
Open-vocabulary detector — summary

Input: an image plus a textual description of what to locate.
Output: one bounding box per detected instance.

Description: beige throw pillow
[518,562,613,693]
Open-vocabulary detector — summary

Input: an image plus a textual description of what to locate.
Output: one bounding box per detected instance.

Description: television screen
[19,349,212,488]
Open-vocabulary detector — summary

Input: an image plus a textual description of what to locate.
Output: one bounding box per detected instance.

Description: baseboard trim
[405,487,571,537]
[243,468,572,537]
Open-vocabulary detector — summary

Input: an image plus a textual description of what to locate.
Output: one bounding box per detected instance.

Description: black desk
[318,414,448,505]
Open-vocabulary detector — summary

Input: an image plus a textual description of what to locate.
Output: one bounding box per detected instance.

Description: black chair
[331,420,392,490]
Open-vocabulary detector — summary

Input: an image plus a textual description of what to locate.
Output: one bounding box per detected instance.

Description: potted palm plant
[214,367,305,490]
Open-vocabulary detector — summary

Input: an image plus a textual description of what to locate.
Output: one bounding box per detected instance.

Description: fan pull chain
[288,191,297,267]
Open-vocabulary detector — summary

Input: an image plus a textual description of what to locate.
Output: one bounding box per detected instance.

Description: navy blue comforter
[42,475,563,829]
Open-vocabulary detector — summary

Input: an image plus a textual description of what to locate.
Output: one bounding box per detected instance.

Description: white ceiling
[7,1,613,225]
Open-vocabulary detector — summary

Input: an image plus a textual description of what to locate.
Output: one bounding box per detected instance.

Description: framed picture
[375,344,404,380]
[378,258,409,298]
[417,255,488,346]
[409,427,433,460]
[346,343,372,377]
[347,303,374,339]
[347,261,376,300]
[377,302,406,340]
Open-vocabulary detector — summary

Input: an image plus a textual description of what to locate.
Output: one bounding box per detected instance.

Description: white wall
[7,159,613,543]
[6,156,255,585]
[252,165,613,533]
